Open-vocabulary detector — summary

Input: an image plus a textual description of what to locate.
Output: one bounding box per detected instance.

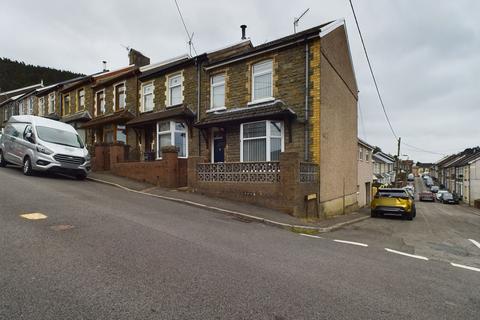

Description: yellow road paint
[20,213,47,220]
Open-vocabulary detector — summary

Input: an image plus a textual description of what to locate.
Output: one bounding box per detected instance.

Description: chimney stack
[102,61,107,72]
[128,48,150,67]
[240,25,247,40]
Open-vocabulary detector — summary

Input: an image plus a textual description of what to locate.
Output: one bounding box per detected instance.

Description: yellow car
[371,188,416,220]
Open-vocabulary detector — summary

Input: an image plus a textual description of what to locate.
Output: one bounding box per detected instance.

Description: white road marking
[299,233,324,239]
[451,263,480,273]
[20,213,47,220]
[385,248,429,260]
[468,239,480,249]
[334,239,368,247]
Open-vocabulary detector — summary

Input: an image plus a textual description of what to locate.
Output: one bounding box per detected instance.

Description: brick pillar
[187,156,203,189]
[109,143,126,169]
[93,144,106,171]
[280,152,303,217]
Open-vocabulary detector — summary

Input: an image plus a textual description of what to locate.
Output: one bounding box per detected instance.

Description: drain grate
[50,224,75,231]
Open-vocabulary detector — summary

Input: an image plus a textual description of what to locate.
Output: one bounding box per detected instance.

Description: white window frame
[209,74,226,112]
[240,120,284,162]
[48,92,55,114]
[156,120,188,159]
[64,94,70,115]
[251,60,273,103]
[78,88,85,110]
[167,73,183,107]
[113,81,126,111]
[95,89,106,116]
[140,82,154,112]
[27,97,33,115]
[19,101,24,115]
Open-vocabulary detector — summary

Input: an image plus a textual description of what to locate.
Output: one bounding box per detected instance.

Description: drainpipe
[304,40,310,161]
[196,57,201,156]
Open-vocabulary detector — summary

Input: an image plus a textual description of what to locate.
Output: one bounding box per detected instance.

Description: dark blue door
[213,137,225,163]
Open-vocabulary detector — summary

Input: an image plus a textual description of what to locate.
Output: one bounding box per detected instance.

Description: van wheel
[23,157,33,176]
[0,150,7,167]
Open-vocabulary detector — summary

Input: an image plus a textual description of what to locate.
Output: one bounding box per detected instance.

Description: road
[1,168,479,319]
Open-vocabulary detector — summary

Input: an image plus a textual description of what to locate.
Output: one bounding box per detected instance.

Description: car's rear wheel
[0,150,7,167]
[23,157,33,176]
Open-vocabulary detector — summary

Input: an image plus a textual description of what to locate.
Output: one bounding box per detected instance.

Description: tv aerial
[294,8,310,33]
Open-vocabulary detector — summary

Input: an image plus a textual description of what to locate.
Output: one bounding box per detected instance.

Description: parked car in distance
[407,173,415,181]
[0,115,91,179]
[436,190,449,201]
[442,192,459,204]
[371,188,416,220]
[419,191,435,202]
[430,186,439,193]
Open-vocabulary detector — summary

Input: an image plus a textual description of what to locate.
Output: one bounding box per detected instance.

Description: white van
[0,115,91,179]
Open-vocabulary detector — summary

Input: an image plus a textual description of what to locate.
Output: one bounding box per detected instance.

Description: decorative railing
[197,162,280,183]
[299,162,318,183]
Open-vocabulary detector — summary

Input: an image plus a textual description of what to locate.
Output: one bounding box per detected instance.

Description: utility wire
[401,142,446,156]
[173,0,198,56]
[348,0,397,140]
[358,99,368,140]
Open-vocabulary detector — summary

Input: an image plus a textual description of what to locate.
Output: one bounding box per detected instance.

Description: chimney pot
[102,61,107,72]
[240,25,247,40]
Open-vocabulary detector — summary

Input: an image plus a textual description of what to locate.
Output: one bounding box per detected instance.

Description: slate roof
[127,106,195,127]
[61,111,92,123]
[194,100,296,128]
[81,110,135,128]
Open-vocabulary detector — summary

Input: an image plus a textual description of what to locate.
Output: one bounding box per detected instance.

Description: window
[78,89,85,111]
[359,147,363,161]
[210,74,225,110]
[116,125,127,144]
[96,91,105,115]
[115,84,126,110]
[241,120,283,162]
[27,98,33,115]
[104,124,114,143]
[48,93,55,114]
[38,97,45,116]
[365,150,370,162]
[156,120,188,158]
[252,60,273,102]
[168,74,182,106]
[64,94,70,115]
[19,101,24,115]
[142,83,154,112]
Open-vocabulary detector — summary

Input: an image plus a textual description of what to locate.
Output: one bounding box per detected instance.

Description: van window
[10,123,28,138]
[23,125,34,141]
[36,126,84,148]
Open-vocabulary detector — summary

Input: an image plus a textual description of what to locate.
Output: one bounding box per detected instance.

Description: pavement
[87,171,371,233]
[1,167,479,319]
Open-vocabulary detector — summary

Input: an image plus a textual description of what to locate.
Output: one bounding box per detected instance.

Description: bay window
[241,120,283,162]
[210,74,225,110]
[168,74,182,106]
[156,120,188,158]
[142,83,154,112]
[252,60,273,102]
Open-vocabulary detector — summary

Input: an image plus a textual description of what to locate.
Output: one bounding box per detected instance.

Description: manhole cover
[50,224,75,231]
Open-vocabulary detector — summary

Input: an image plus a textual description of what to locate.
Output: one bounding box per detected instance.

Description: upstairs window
[96,90,105,115]
[64,94,70,115]
[168,74,182,106]
[78,89,85,110]
[48,93,55,114]
[142,83,154,112]
[210,74,225,110]
[241,120,283,162]
[115,84,126,110]
[19,101,24,115]
[27,97,33,115]
[252,60,273,102]
[38,97,45,116]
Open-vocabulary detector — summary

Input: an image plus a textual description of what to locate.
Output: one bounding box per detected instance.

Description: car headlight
[36,144,53,155]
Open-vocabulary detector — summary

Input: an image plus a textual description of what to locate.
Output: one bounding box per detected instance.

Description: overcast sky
[1,0,479,162]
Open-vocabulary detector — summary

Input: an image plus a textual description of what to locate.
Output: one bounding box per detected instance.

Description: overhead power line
[173,0,198,56]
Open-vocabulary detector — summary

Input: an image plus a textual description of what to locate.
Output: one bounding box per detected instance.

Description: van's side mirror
[25,132,34,143]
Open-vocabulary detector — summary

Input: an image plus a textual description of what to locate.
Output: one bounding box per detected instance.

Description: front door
[212,129,225,163]
[365,182,371,206]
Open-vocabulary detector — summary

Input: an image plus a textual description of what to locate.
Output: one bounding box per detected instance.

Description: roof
[38,75,91,96]
[139,56,194,81]
[358,138,374,150]
[61,111,92,123]
[127,106,195,127]
[0,83,43,97]
[92,66,137,89]
[0,91,36,107]
[80,110,135,129]
[139,55,190,73]
[373,151,395,163]
[194,100,296,128]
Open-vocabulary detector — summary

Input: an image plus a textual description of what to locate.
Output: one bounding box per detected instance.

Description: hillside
[0,57,84,93]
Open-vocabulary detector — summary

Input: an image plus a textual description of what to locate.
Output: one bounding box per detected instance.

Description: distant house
[358,138,374,207]
[372,150,395,185]
[0,83,43,131]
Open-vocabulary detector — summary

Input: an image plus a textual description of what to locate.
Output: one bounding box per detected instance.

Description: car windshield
[377,190,409,199]
[36,126,84,148]
[443,193,453,200]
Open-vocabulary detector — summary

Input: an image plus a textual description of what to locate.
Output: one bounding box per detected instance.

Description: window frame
[38,97,45,116]
[209,73,226,111]
[140,82,154,113]
[114,82,126,111]
[63,94,70,116]
[167,73,183,107]
[240,120,284,162]
[95,89,106,116]
[48,92,55,114]
[78,88,85,111]
[251,60,273,103]
[156,120,188,159]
